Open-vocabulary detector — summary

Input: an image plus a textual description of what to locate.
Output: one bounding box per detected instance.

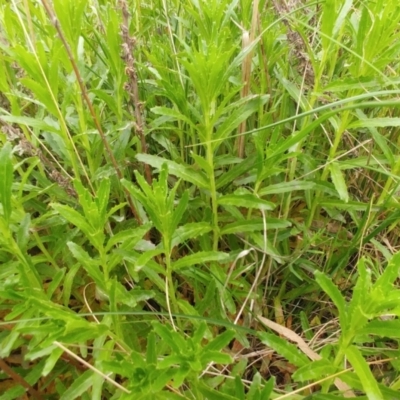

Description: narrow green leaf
[258,181,316,196]
[349,118,400,128]
[214,96,268,143]
[198,382,239,400]
[259,332,309,367]
[16,213,31,252]
[171,190,189,233]
[0,115,59,133]
[348,257,372,321]
[315,271,348,332]
[171,222,212,248]
[105,223,152,252]
[203,330,235,352]
[135,154,209,189]
[200,351,232,365]
[372,251,400,293]
[146,332,157,364]
[51,203,93,237]
[247,372,262,400]
[221,218,291,235]
[346,345,383,400]
[359,319,400,338]
[152,322,186,354]
[293,358,338,382]
[172,251,230,270]
[59,370,95,400]
[52,203,104,250]
[218,194,275,210]
[191,152,213,174]
[215,156,255,189]
[42,347,64,376]
[151,106,196,128]
[330,162,349,202]
[96,178,111,224]
[67,242,104,286]
[0,142,13,223]
[260,377,275,399]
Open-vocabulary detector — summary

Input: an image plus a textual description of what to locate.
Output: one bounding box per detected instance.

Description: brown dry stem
[120,0,152,185]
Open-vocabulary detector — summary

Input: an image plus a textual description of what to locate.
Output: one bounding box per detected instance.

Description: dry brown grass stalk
[237,0,260,158]
[120,0,152,185]
[40,0,142,224]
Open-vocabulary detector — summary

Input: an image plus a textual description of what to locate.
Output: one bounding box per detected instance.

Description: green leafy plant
[1,0,400,398]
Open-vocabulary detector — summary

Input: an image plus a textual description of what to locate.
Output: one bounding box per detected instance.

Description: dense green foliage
[1,0,400,398]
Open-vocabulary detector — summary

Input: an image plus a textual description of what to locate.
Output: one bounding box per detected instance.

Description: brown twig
[40,0,142,224]
[0,357,44,400]
[119,0,152,185]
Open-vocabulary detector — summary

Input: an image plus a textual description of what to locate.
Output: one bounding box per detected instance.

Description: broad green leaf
[218,194,275,210]
[259,332,309,367]
[0,142,13,223]
[330,162,349,203]
[171,251,230,270]
[315,271,348,333]
[346,345,383,400]
[135,154,209,189]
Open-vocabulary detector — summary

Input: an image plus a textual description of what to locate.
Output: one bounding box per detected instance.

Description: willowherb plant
[1,0,400,398]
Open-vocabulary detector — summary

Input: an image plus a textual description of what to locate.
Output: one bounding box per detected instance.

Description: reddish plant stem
[0,357,44,400]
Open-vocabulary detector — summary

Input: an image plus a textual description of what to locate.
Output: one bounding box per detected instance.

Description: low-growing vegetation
[1,0,400,399]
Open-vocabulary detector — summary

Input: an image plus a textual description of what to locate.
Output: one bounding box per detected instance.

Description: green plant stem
[206,140,219,251]
[165,251,180,328]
